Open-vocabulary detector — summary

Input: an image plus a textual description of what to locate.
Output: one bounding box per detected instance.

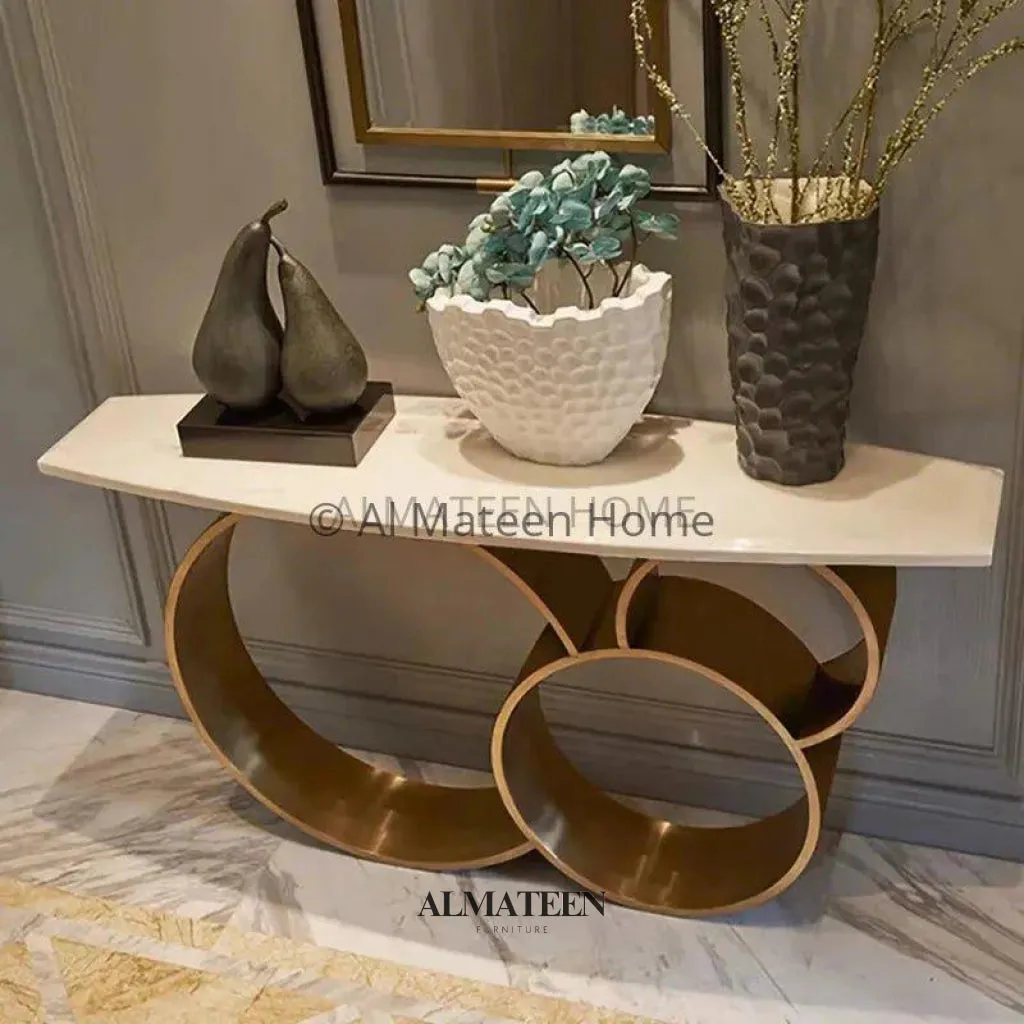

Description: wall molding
[247,637,1024,799]
[2,638,1022,860]
[0,603,142,649]
[997,321,1024,785]
[0,0,177,652]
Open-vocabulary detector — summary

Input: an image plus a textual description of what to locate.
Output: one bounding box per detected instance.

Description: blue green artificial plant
[409,151,678,313]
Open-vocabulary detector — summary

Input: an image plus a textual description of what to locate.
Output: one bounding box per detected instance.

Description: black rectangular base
[176,382,395,467]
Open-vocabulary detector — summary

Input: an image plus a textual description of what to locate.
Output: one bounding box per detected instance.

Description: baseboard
[2,636,1022,861]
[0,638,183,718]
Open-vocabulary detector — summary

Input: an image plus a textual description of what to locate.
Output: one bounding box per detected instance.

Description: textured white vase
[426,263,672,466]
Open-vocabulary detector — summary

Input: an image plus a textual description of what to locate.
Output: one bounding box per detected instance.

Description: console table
[38,394,1004,917]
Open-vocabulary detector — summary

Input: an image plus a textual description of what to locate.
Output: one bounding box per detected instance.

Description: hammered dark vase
[722,199,880,485]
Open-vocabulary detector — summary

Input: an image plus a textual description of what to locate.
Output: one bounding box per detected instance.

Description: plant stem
[790,75,800,222]
[805,0,917,188]
[562,250,596,309]
[849,0,887,216]
[630,1,728,181]
[519,289,541,315]
[608,260,622,297]
[877,35,1024,192]
[711,0,759,198]
[874,0,996,189]
[615,223,643,298]
[773,0,807,220]
[632,0,1024,221]
[929,0,945,67]
[755,0,785,208]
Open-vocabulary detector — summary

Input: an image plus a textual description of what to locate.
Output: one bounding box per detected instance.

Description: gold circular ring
[491,647,841,916]
[615,560,896,747]
[164,513,608,871]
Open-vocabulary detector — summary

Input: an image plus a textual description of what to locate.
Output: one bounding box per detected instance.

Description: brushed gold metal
[357,125,668,154]
[166,512,896,914]
[475,177,518,195]
[490,558,896,915]
[337,0,673,155]
[630,575,820,727]
[478,546,613,654]
[491,648,842,916]
[164,515,607,871]
[615,560,898,746]
[797,565,897,746]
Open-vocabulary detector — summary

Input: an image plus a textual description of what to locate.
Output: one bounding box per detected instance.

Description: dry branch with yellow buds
[630,0,1023,224]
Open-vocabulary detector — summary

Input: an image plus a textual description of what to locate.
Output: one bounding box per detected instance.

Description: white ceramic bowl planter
[427,261,672,466]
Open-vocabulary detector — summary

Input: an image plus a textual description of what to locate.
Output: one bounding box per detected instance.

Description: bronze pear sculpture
[191,199,288,409]
[275,241,368,416]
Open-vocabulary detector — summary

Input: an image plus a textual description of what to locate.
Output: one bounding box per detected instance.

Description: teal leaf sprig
[409,151,678,313]
[570,106,657,137]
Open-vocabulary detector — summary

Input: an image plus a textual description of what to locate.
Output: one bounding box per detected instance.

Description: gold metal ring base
[165,515,896,913]
[493,648,840,916]
[164,515,531,870]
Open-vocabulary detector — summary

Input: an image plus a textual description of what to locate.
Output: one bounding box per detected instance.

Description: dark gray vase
[722,199,880,485]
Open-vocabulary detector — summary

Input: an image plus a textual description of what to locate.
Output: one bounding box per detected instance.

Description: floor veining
[0,688,1021,1023]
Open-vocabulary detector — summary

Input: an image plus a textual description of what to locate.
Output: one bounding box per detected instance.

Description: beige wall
[3,0,1024,854]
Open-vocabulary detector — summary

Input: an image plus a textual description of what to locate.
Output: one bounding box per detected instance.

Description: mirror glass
[342,0,671,152]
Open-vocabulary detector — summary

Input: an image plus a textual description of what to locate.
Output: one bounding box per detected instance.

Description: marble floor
[0,688,1021,1023]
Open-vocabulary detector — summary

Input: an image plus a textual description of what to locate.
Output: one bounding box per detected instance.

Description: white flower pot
[426,263,672,466]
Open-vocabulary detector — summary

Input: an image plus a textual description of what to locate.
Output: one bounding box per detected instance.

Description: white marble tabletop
[37,394,1003,567]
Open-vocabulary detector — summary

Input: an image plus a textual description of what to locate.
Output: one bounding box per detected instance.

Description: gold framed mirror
[338,0,672,154]
[296,0,725,200]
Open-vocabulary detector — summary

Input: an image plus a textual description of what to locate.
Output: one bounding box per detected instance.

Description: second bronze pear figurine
[274,239,368,417]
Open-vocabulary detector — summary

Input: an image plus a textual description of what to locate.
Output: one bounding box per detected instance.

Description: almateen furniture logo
[418,889,606,918]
